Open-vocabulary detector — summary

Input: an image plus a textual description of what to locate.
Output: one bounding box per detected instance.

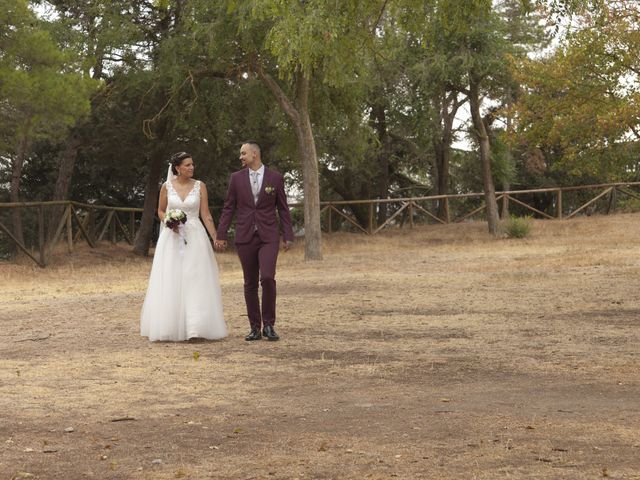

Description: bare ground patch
[1,214,640,479]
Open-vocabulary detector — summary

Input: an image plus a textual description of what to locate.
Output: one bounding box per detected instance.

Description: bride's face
[176,157,194,178]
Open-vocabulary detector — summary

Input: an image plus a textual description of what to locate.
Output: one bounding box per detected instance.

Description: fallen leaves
[12,472,34,479]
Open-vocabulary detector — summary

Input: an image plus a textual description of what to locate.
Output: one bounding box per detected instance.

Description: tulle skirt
[140,221,227,341]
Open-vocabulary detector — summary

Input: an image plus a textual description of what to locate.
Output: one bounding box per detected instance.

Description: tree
[44,0,144,239]
[493,0,548,214]
[408,4,469,219]
[514,1,640,182]
[219,0,399,260]
[0,0,94,244]
[428,0,505,234]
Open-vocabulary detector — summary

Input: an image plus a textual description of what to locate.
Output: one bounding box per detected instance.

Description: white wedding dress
[140,180,227,341]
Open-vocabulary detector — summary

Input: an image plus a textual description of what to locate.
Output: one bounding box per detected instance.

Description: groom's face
[239,144,257,169]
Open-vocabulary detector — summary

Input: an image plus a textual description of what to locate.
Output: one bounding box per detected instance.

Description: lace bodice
[166,180,201,221]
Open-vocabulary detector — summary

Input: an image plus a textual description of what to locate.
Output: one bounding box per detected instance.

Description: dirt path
[1,214,639,479]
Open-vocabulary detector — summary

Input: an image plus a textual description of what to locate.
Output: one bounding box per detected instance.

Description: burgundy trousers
[236,232,280,330]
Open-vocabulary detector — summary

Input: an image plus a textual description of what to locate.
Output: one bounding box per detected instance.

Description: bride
[140,151,228,341]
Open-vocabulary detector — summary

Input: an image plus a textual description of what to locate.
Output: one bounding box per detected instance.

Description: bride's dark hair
[169,152,192,175]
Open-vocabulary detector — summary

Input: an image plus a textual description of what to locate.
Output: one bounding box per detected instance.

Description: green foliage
[0,0,96,148]
[504,214,533,238]
[235,0,383,86]
[513,2,640,183]
[0,0,635,233]
[491,133,516,187]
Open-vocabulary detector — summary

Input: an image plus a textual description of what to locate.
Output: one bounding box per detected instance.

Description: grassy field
[1,213,640,479]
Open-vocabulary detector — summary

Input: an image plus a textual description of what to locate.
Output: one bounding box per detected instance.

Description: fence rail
[2,181,639,267]
[0,201,143,267]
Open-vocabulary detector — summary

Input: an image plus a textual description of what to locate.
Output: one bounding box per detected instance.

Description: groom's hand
[214,239,227,251]
[283,240,293,252]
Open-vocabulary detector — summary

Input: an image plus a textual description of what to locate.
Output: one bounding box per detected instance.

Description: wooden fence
[1,181,639,267]
[307,181,640,235]
[0,201,142,267]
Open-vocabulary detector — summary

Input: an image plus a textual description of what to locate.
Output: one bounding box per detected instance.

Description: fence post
[501,194,509,219]
[129,211,136,240]
[38,205,46,267]
[607,187,617,214]
[557,189,563,219]
[408,202,414,228]
[327,205,332,234]
[110,211,117,244]
[444,197,450,223]
[368,202,374,234]
[66,204,73,252]
[86,208,94,243]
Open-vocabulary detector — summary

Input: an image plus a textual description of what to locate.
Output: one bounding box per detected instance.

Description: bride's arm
[199,182,217,241]
[158,183,168,222]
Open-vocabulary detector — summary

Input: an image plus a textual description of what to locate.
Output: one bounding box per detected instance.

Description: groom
[215,141,294,341]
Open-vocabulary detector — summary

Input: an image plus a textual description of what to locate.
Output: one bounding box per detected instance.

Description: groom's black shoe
[245,329,262,341]
[262,325,280,341]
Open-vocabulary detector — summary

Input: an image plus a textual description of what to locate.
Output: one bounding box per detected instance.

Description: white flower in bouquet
[164,209,188,245]
[164,209,187,229]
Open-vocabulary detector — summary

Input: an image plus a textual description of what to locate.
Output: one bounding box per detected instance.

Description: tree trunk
[369,99,391,224]
[47,131,82,242]
[502,82,513,218]
[132,4,188,256]
[258,68,322,261]
[295,110,323,260]
[432,91,463,221]
[433,141,450,220]
[469,77,500,235]
[132,146,167,256]
[10,133,30,246]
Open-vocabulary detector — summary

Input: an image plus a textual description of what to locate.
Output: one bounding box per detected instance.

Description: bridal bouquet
[164,209,188,246]
[164,209,187,230]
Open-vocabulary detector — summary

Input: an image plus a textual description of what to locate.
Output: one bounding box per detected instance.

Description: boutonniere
[264,184,275,195]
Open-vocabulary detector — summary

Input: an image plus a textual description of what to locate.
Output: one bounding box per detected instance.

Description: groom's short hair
[242,140,261,156]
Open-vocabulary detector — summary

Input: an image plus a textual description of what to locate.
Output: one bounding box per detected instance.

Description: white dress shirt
[249,164,265,203]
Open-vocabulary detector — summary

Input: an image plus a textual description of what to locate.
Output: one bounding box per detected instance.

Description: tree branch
[371,0,390,35]
[255,62,300,126]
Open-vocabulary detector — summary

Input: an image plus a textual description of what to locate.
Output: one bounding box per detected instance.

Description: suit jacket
[217,167,294,244]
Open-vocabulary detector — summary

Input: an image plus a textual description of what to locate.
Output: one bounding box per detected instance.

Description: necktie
[251,171,260,203]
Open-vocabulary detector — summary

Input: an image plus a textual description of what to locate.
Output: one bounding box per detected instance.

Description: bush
[504,215,533,238]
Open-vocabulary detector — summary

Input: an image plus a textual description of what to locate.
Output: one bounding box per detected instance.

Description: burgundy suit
[217,167,294,330]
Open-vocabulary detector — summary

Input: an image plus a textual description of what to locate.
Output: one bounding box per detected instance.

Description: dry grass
[1,213,640,480]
